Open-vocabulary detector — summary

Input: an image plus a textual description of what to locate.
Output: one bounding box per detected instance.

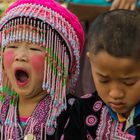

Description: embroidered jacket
[63,92,140,140]
[0,94,76,140]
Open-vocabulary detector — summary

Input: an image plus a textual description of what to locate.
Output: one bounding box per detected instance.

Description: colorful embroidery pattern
[86,115,97,127]
[93,101,102,112]
[96,106,135,140]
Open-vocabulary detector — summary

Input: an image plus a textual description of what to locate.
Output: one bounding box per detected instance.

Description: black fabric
[63,92,140,140]
[55,94,77,139]
[134,115,140,140]
[64,93,104,140]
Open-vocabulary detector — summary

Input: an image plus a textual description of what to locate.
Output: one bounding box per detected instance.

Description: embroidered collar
[107,103,140,122]
[107,103,140,136]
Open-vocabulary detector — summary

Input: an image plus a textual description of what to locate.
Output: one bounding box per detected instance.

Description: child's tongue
[16,70,28,83]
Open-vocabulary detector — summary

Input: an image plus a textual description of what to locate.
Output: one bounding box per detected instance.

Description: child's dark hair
[87,9,140,59]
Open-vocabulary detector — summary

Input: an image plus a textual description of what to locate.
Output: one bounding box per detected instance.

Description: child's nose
[15,55,28,62]
[14,49,28,62]
[109,88,125,100]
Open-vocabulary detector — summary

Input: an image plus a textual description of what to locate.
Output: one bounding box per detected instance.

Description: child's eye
[6,46,18,49]
[30,48,42,51]
[123,81,136,86]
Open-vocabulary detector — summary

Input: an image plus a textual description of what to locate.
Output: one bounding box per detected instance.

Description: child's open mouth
[15,69,29,86]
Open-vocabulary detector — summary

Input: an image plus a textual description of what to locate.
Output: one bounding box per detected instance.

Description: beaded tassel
[0,86,19,139]
[0,3,80,95]
[16,18,20,41]
[0,1,83,138]
[1,17,71,128]
[0,33,3,90]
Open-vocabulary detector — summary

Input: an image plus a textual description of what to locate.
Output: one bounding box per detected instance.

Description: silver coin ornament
[24,134,36,140]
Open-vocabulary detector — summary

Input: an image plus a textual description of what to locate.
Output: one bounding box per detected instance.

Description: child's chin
[13,88,29,96]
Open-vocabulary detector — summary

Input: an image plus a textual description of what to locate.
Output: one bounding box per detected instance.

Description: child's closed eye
[30,48,43,52]
[6,45,18,49]
[123,80,137,86]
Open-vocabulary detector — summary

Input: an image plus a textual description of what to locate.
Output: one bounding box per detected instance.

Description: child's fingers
[119,0,128,9]
[130,3,136,10]
[110,0,136,10]
[110,0,120,10]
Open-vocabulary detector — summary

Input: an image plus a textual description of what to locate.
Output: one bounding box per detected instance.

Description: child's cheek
[3,51,14,69]
[31,54,45,73]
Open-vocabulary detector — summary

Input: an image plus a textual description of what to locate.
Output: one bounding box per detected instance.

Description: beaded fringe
[0,3,80,92]
[0,3,80,129]
[0,17,69,128]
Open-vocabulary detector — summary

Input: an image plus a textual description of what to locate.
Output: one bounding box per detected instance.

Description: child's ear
[86,52,90,59]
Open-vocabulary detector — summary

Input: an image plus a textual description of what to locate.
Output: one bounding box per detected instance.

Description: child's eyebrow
[96,72,138,80]
[96,72,109,78]
[120,77,137,80]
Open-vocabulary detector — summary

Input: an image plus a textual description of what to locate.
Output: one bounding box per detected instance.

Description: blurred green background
[0,0,16,17]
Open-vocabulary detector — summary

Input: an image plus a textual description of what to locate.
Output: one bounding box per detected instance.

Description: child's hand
[108,0,137,10]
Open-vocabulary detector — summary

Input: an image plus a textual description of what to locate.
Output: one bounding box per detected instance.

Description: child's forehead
[89,51,140,76]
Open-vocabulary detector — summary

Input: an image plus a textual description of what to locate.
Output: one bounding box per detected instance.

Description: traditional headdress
[0,0,84,128]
